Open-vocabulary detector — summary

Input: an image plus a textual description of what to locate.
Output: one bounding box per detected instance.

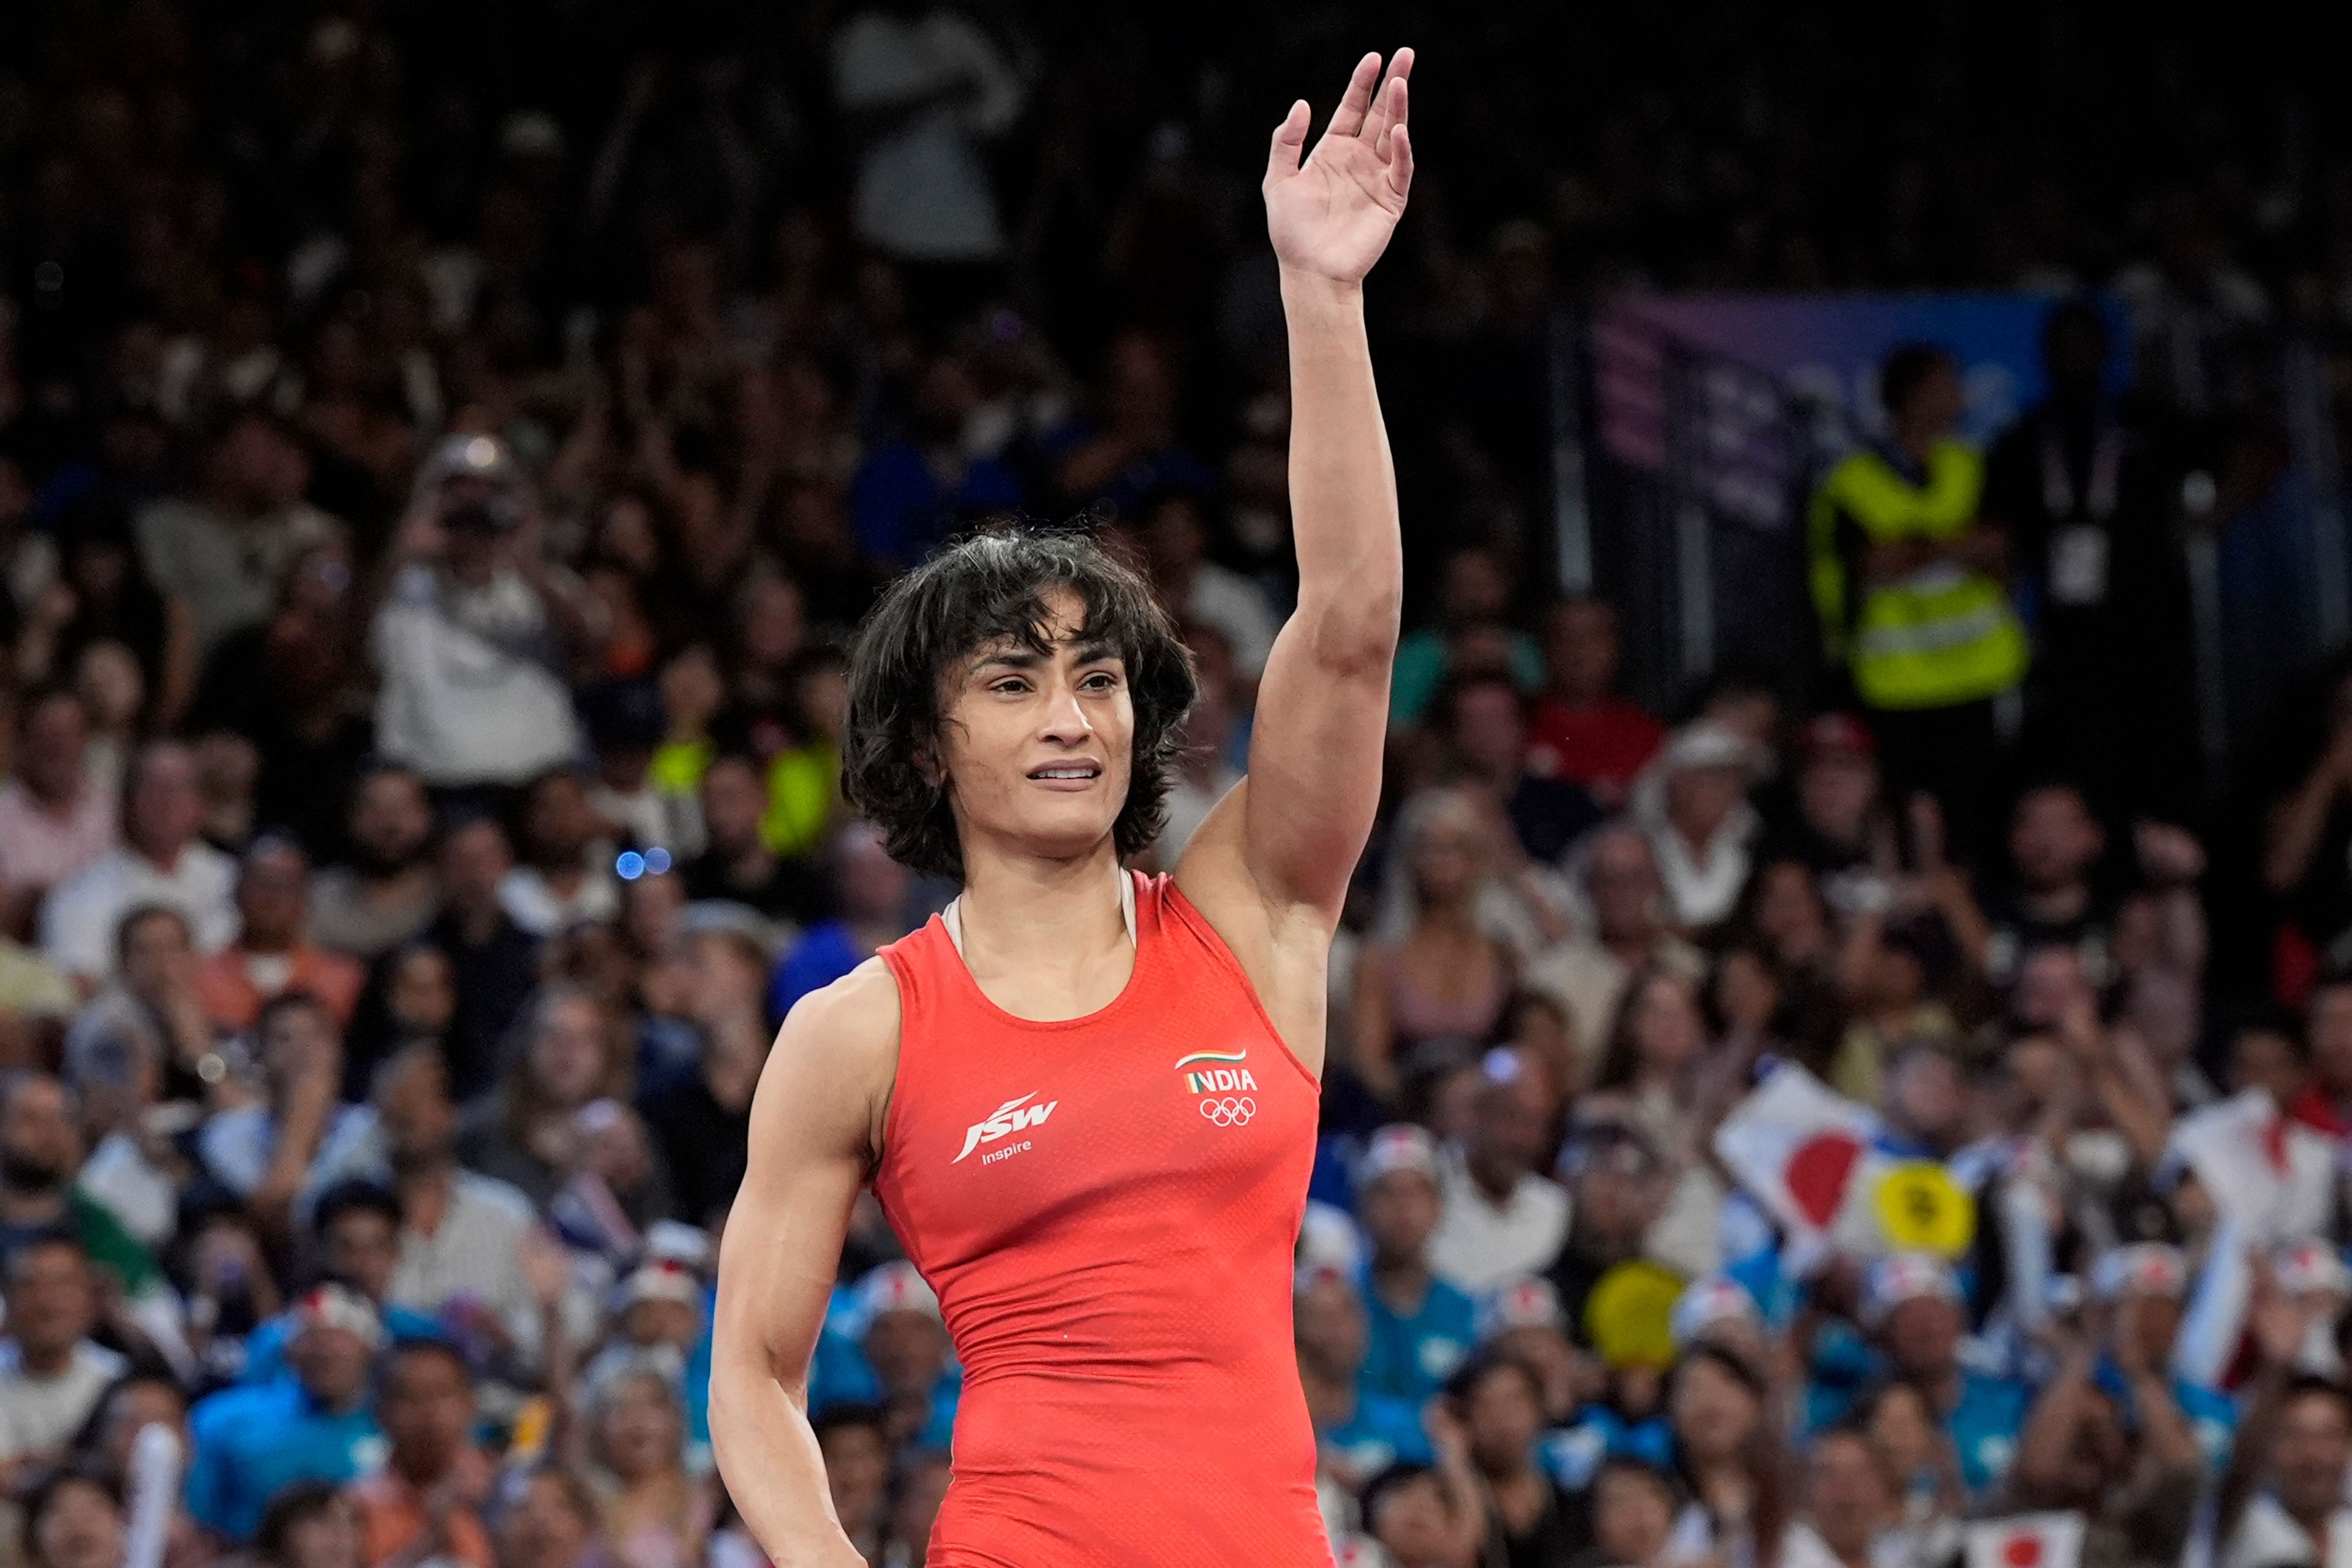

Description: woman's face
[390,949,456,1033]
[935,586,1134,868]
[1864,1384,1937,1481]
[1593,1470,1675,1567]
[1670,1355,1760,1461]
[497,1475,591,1568]
[1713,949,1779,1035]
[1630,975,1706,1078]
[284,1494,364,1568]
[33,1480,124,1568]
[598,1376,683,1481]
[1409,796,1488,906]
[1755,862,1825,952]
[1371,1473,1454,1567]
[528,997,607,1107]
[1463,1365,1545,1467]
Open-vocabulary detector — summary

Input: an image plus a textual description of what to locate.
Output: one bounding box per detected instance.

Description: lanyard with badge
[2039,426,2122,608]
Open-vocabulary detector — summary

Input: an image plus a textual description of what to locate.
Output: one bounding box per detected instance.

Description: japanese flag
[1712,1064,1880,1238]
[1965,1513,2085,1568]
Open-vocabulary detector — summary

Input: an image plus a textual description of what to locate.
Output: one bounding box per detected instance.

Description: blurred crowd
[10,5,2352,1568]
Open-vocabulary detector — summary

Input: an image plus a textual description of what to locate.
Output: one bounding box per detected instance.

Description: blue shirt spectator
[186,1371,385,1539]
[1357,1259,1477,1406]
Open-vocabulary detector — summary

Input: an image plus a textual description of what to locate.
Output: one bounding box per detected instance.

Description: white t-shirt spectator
[39,843,238,984]
[135,497,342,655]
[1185,564,1281,682]
[0,1339,127,1464]
[372,564,582,788]
[832,8,1025,261]
[0,778,117,910]
[1427,1141,1571,1295]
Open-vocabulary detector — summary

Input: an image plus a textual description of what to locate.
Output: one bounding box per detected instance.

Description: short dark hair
[113,902,191,963]
[811,1401,890,1444]
[253,1480,346,1566]
[841,523,1196,881]
[312,1178,402,1235]
[20,1461,121,1561]
[1879,342,1958,420]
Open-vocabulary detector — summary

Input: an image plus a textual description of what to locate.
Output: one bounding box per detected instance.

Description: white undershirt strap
[942,864,1136,957]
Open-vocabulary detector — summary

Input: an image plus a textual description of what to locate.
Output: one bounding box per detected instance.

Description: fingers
[1387,122,1414,202]
[1264,99,1309,184]
[1323,51,1382,141]
[1361,48,1413,146]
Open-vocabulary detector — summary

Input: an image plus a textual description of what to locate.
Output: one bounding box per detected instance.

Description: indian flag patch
[1175,1049,1256,1094]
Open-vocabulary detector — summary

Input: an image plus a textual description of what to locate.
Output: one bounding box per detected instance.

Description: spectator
[366,1047,545,1359]
[17,1464,128,1568]
[1983,782,2111,988]
[1390,544,1545,728]
[344,942,458,1104]
[1152,650,1246,867]
[1118,489,1281,684]
[1760,713,1887,892]
[134,413,344,659]
[195,993,362,1231]
[1629,723,1764,933]
[423,818,540,1099]
[1807,344,2026,868]
[253,1482,366,1568]
[582,1362,706,1568]
[1354,1125,1479,1407]
[494,1469,611,1568]
[645,928,771,1224]
[40,741,237,987]
[1435,669,1604,866]
[1545,1121,1672,1341]
[1784,1427,1897,1568]
[765,823,915,1021]
[0,688,116,932]
[1524,824,1705,1080]
[1428,1049,1570,1294]
[185,1284,384,1541]
[677,755,830,925]
[1040,330,1216,521]
[809,1405,891,1566]
[1814,1254,2031,1497]
[1352,790,1521,1116]
[1447,1349,1583,1566]
[351,1338,496,1568]
[457,986,635,1209]
[0,1235,126,1487]
[1296,1261,1435,1490]
[846,349,1024,567]
[1526,598,1665,811]
[239,1180,438,1387]
[195,835,366,1033]
[850,1262,959,1452]
[307,766,441,964]
[0,1074,162,1297]
[371,434,597,792]
[502,767,622,939]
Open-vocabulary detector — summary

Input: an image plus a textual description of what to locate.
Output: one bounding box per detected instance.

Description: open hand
[1264,50,1415,284]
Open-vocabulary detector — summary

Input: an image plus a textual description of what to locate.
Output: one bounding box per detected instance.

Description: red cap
[1801,712,1875,761]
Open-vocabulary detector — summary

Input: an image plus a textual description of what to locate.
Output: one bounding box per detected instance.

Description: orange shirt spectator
[197,833,364,1031]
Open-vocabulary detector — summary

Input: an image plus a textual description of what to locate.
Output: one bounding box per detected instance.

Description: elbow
[1296,587,1401,676]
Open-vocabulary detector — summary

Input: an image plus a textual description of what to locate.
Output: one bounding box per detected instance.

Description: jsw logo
[952,1092,1058,1164]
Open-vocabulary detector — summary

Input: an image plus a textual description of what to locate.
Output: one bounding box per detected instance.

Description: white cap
[1480,1276,1567,1338]
[856,1261,941,1324]
[1671,1276,1760,1349]
[2090,1243,2187,1303]
[1860,1253,1961,1330]
[1297,1200,1365,1277]
[2275,1241,2352,1298]
[1356,1125,1441,1189]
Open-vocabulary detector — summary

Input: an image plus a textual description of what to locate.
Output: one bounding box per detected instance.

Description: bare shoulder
[754,955,905,1174]
[1170,775,1336,1076]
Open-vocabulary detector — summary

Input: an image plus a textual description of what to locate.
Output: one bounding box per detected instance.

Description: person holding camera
[370,435,608,805]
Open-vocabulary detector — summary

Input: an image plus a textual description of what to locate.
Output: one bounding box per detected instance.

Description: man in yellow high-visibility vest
[1809,344,2027,867]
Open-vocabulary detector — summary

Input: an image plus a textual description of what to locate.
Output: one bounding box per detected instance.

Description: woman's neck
[954,842,1130,985]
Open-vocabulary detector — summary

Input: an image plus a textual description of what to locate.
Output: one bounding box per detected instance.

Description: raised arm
[1175,51,1413,958]
[709,964,900,1568]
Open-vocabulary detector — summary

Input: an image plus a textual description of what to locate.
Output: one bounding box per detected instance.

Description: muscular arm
[1174,52,1413,1058]
[709,963,900,1568]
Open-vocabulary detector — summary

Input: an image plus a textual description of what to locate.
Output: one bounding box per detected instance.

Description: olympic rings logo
[1199,1096,1257,1127]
